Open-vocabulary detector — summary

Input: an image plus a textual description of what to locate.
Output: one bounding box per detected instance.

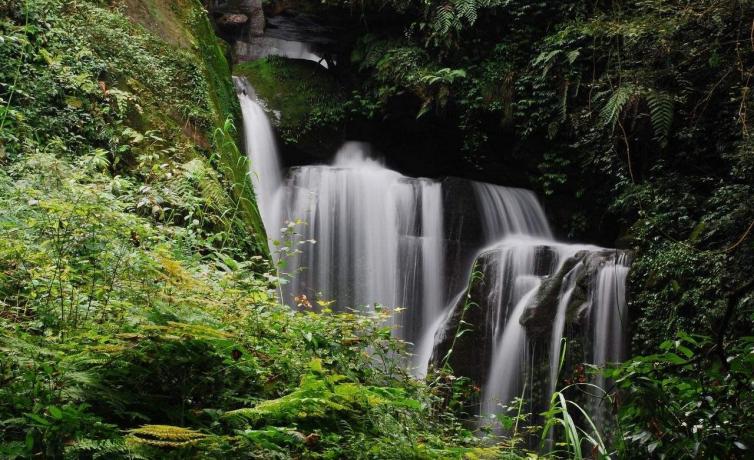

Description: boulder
[429,244,559,385]
[519,249,625,335]
[217,13,248,28]
[208,0,265,40]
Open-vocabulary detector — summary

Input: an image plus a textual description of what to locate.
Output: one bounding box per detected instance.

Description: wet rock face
[440,177,487,299]
[519,249,623,336]
[430,249,498,385]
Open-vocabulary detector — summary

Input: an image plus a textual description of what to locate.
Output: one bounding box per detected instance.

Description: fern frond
[127,425,207,448]
[600,85,636,130]
[64,438,137,459]
[454,0,477,25]
[646,90,674,147]
[433,4,456,37]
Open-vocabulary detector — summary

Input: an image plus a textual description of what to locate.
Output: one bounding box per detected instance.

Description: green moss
[234,57,345,154]
[121,0,195,48]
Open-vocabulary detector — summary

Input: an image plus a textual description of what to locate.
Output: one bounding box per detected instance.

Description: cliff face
[113,0,270,255]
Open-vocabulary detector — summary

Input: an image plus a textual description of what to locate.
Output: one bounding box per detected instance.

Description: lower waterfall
[477,238,598,416]
[235,78,631,427]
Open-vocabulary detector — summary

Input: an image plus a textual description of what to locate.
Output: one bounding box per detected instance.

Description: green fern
[64,438,142,460]
[599,85,637,130]
[224,374,351,425]
[646,90,674,147]
[454,0,478,25]
[433,4,456,37]
[126,425,207,448]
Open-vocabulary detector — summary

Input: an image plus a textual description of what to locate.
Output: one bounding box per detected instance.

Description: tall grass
[540,340,615,459]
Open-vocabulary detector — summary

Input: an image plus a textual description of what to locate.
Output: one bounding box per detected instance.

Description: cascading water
[471,182,553,241]
[236,37,329,68]
[414,183,558,376]
[588,253,630,425]
[234,77,283,239]
[234,76,631,431]
[476,238,600,416]
[278,144,445,349]
[591,253,630,380]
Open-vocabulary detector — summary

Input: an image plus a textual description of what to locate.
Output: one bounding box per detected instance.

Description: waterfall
[416,184,556,376]
[275,142,446,351]
[234,77,631,430]
[588,253,630,425]
[472,182,553,241]
[478,238,598,416]
[234,77,283,239]
[547,263,582,398]
[591,253,630,376]
[235,37,329,68]
[419,182,445,349]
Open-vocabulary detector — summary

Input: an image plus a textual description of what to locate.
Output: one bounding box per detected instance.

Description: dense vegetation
[2,0,754,458]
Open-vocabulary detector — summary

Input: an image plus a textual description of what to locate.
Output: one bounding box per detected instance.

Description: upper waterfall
[279,141,445,355]
[234,77,283,239]
[472,182,553,241]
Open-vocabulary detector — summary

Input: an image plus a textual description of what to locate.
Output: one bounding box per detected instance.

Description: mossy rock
[234,56,344,159]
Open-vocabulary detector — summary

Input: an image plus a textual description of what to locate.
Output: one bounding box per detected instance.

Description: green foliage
[233,57,345,151]
[540,388,609,459]
[539,342,612,459]
[599,85,637,132]
[608,332,754,458]
[212,117,269,257]
[646,90,674,147]
[127,425,208,448]
[0,169,487,457]
[224,363,422,428]
[0,0,266,259]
